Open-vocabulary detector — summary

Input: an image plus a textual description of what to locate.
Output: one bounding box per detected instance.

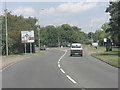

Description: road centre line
[58,50,67,64]
[57,50,77,84]
[58,64,60,68]
[66,75,77,84]
[60,68,65,73]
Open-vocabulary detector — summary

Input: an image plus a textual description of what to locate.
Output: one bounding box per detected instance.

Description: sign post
[30,43,32,54]
[21,31,35,54]
[24,43,27,54]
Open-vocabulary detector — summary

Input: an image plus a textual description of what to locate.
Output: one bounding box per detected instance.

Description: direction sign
[21,31,34,43]
[104,38,107,42]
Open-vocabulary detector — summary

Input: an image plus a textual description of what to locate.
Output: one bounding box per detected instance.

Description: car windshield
[72,45,81,48]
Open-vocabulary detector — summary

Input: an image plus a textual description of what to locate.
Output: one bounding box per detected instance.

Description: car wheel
[80,54,83,57]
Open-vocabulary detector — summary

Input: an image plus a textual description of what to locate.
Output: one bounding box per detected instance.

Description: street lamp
[58,29,60,48]
[38,9,44,50]
[5,1,8,56]
[90,20,94,44]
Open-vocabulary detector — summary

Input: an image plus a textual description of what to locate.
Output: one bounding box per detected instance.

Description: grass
[84,44,119,68]
[2,50,47,59]
[91,51,119,67]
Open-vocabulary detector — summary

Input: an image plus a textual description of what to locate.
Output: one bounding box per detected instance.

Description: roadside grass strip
[92,51,119,68]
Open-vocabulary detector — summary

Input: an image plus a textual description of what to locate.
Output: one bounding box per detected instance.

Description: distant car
[40,47,46,50]
[70,43,83,56]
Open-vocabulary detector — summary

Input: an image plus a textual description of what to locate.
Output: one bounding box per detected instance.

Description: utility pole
[5,0,8,56]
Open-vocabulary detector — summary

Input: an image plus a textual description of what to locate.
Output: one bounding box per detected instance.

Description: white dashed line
[66,75,77,84]
[58,61,60,64]
[58,50,67,63]
[58,64,60,68]
[57,49,77,84]
[0,70,2,72]
[60,68,65,73]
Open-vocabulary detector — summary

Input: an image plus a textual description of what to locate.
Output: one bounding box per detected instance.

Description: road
[2,48,118,88]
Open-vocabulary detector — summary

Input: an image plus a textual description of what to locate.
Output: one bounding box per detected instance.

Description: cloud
[44,2,97,14]
[91,15,109,25]
[88,15,109,32]
[12,7,35,17]
[57,3,97,13]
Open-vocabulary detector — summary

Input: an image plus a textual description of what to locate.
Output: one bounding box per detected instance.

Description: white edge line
[1,57,31,72]
[60,68,65,73]
[1,59,22,72]
[66,75,77,84]
[2,63,15,71]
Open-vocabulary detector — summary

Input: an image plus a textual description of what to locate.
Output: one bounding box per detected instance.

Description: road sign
[104,38,107,42]
[21,31,34,43]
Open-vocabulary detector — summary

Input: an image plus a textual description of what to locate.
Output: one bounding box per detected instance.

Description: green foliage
[2,12,90,55]
[93,30,106,46]
[40,24,88,47]
[2,12,38,55]
[105,1,120,46]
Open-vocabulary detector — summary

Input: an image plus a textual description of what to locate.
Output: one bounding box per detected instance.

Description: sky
[1,0,113,33]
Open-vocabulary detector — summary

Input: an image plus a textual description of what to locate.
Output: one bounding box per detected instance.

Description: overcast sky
[1,0,112,33]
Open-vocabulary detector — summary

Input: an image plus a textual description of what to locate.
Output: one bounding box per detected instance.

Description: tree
[106,1,120,46]
[2,12,38,55]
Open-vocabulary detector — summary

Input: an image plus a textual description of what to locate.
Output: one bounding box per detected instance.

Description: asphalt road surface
[2,48,118,88]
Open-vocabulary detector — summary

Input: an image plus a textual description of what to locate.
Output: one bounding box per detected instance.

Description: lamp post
[90,20,94,44]
[37,26,40,50]
[38,9,44,50]
[5,1,8,56]
[58,29,60,48]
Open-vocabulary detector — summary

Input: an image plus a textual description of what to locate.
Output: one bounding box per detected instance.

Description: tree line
[1,12,88,55]
[88,1,120,46]
[1,1,119,55]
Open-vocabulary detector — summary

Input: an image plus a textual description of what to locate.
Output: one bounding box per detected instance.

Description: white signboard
[104,38,107,42]
[21,31,34,43]
[92,43,98,47]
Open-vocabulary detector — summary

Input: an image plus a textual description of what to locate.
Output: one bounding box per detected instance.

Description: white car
[70,43,83,56]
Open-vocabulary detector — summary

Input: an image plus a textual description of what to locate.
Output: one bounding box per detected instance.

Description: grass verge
[85,45,119,68]
[2,50,47,59]
[91,51,119,68]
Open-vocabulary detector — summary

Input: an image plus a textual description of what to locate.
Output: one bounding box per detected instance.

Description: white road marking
[0,70,2,72]
[2,62,15,71]
[66,75,77,84]
[56,49,77,84]
[58,64,60,68]
[58,61,60,64]
[58,50,67,64]
[0,57,31,72]
[60,68,65,73]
